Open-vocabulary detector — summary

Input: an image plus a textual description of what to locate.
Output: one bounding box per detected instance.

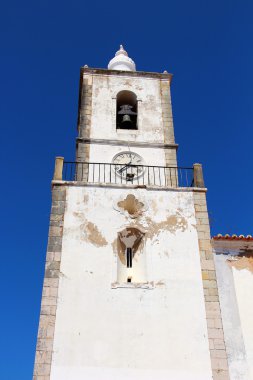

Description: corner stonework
[33,185,66,380]
[160,79,178,169]
[193,191,230,380]
[76,72,93,163]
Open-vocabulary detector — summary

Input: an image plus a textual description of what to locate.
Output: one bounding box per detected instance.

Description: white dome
[108,45,136,71]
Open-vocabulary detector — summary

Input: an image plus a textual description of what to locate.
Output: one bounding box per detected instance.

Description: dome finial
[108,45,136,71]
[115,45,128,57]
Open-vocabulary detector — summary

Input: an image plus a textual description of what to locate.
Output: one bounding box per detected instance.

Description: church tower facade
[33,47,230,380]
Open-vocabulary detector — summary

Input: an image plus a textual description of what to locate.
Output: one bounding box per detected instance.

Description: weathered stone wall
[48,185,213,380]
[160,79,175,145]
[33,186,66,380]
[34,184,239,380]
[76,73,93,162]
[75,70,178,168]
[87,71,173,144]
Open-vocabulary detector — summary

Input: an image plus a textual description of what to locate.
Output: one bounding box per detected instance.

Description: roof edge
[80,67,173,81]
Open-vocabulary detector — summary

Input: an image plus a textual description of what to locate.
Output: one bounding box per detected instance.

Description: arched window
[116,91,138,130]
[117,227,146,283]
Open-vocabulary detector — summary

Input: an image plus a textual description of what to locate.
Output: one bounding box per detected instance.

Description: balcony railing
[61,161,194,188]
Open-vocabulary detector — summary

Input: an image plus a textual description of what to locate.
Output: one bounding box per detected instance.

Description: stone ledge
[51,180,208,193]
[81,66,173,81]
[76,137,179,149]
[111,282,154,289]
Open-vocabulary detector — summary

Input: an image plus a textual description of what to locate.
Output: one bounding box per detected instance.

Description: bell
[122,114,132,125]
[118,104,137,129]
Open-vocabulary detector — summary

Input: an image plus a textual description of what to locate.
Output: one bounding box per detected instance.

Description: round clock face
[112,151,145,179]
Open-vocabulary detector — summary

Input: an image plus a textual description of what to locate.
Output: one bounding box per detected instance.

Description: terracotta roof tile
[213,234,253,241]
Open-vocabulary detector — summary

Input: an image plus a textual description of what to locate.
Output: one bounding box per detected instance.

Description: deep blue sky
[1,0,252,378]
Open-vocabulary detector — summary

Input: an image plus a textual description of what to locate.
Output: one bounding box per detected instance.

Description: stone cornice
[76,137,178,150]
[80,67,173,82]
[52,181,207,193]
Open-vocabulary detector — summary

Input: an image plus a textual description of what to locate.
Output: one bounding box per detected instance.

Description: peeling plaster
[53,187,212,380]
[227,251,253,273]
[118,227,144,251]
[143,212,188,239]
[156,280,165,287]
[86,222,107,247]
[80,221,107,247]
[114,201,188,241]
[113,228,145,265]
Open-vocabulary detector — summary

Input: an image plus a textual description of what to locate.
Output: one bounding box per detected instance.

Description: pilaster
[193,191,230,380]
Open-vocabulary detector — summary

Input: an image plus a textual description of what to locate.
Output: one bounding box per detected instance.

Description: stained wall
[50,185,213,380]
[90,74,167,143]
[76,71,177,168]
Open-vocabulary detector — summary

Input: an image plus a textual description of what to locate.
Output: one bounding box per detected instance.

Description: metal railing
[62,162,194,188]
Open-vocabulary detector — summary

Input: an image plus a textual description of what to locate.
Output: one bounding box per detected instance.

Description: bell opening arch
[116,90,138,130]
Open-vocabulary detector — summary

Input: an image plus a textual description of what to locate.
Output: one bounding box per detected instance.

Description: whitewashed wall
[50,186,212,380]
[214,254,250,379]
[84,73,170,167]
[88,143,166,168]
[214,253,253,379]
[233,268,253,379]
[90,74,164,143]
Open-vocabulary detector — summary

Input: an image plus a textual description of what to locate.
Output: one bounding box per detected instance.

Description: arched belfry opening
[116,91,138,130]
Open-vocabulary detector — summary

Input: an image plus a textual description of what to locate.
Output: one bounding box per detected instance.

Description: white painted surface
[233,267,253,379]
[108,45,136,71]
[50,186,212,380]
[214,254,250,380]
[88,143,166,168]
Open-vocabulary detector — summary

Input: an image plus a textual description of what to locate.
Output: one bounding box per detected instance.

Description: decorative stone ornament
[108,45,136,71]
[113,193,148,219]
[117,194,147,218]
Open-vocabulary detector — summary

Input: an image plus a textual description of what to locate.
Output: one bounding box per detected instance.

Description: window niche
[116,91,138,130]
[116,227,147,284]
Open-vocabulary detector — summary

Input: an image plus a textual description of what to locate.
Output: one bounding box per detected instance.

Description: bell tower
[33,47,230,380]
[76,45,177,174]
